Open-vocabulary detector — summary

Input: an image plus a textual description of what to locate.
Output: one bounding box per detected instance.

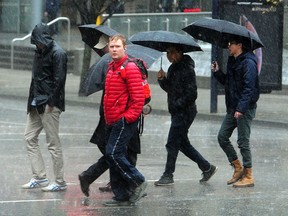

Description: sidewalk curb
[2,93,286,129]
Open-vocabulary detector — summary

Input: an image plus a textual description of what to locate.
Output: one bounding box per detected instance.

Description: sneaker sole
[233,183,255,188]
[154,182,174,186]
[21,180,49,189]
[104,201,134,206]
[41,186,67,192]
[22,185,49,189]
[42,188,67,192]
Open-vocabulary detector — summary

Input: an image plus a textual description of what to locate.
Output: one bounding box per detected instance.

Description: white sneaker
[22,178,49,189]
[41,183,67,192]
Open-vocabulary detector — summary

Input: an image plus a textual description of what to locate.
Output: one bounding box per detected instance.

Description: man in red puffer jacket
[103,34,147,206]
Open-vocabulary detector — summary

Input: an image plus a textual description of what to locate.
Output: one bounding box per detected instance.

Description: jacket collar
[108,55,128,70]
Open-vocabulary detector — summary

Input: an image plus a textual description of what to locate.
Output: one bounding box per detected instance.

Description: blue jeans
[217,108,256,168]
[163,110,210,177]
[105,118,145,201]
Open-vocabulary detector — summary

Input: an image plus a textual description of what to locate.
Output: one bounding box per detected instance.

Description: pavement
[1,67,288,216]
[0,67,287,127]
[1,25,288,216]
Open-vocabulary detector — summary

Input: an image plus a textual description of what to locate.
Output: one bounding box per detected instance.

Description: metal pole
[17,0,20,34]
[48,17,71,51]
[143,18,150,31]
[11,17,70,69]
[210,0,219,113]
[181,18,188,27]
[163,18,169,31]
[123,18,131,38]
[30,0,42,30]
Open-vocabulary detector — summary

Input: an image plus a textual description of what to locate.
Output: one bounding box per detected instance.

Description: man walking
[22,23,67,192]
[155,46,217,186]
[212,37,260,187]
[103,34,147,206]
[78,34,141,196]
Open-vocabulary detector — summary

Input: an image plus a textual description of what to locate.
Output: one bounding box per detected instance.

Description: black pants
[163,110,210,177]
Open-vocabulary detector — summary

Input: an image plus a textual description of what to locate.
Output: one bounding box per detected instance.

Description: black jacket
[27,23,67,114]
[214,51,260,114]
[158,55,197,115]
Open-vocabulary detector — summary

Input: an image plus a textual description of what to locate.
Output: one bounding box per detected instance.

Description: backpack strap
[120,58,131,80]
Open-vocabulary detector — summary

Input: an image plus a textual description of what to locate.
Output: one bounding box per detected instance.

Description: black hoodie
[158,55,198,115]
[27,23,67,114]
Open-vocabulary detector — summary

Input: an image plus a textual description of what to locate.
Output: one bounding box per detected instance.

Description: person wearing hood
[211,37,260,187]
[155,46,217,186]
[22,23,68,192]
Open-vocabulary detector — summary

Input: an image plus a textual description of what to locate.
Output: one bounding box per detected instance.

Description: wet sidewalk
[1,90,288,216]
[0,67,287,127]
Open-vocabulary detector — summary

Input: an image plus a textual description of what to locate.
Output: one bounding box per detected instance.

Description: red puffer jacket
[104,55,144,125]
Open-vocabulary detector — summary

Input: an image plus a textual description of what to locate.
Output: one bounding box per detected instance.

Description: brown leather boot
[227,159,244,185]
[233,168,255,188]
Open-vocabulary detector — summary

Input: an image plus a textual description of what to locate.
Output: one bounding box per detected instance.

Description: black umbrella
[82,44,162,96]
[78,24,118,48]
[78,24,119,56]
[129,30,202,53]
[182,18,264,50]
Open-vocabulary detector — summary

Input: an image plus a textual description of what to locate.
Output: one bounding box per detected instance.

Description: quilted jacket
[104,55,144,125]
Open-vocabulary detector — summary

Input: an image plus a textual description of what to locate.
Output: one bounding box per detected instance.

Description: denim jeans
[217,108,256,168]
[163,109,210,177]
[82,115,137,184]
[105,118,145,201]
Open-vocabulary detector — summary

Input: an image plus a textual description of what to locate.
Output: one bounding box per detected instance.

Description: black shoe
[200,165,218,183]
[129,181,148,203]
[99,182,112,192]
[104,199,134,206]
[78,173,90,197]
[154,175,174,186]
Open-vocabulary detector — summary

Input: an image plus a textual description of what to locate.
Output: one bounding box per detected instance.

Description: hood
[183,54,195,68]
[30,23,53,47]
[241,51,257,64]
[234,51,257,65]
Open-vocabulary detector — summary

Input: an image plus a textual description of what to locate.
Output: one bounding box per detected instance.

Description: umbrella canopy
[82,44,162,96]
[182,18,264,50]
[129,30,202,53]
[78,24,118,48]
[240,15,262,74]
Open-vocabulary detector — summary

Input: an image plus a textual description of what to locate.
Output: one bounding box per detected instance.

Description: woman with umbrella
[211,37,259,188]
[155,45,217,186]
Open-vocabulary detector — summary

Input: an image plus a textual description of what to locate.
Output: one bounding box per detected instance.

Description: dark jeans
[106,118,145,201]
[163,110,210,177]
[82,148,137,184]
[217,108,256,168]
[82,115,138,184]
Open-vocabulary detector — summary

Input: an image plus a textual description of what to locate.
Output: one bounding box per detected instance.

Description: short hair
[167,45,183,54]
[230,36,252,52]
[109,34,126,46]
